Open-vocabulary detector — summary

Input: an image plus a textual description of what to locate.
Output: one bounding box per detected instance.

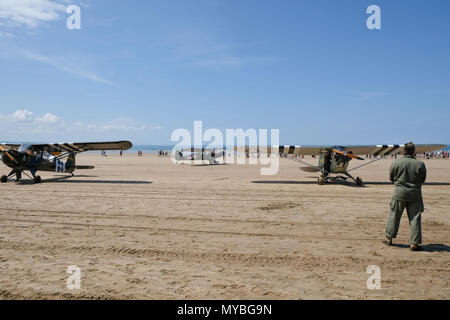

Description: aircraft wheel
[34,176,42,184]
[356,177,362,186]
[1,175,7,183]
[318,176,324,185]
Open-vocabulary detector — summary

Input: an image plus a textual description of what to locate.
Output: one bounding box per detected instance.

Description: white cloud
[12,109,34,121]
[36,112,59,124]
[192,56,284,68]
[7,109,60,125]
[0,0,68,27]
[0,110,161,140]
[76,119,162,133]
[155,27,283,69]
[0,31,14,38]
[19,50,115,85]
[193,57,246,68]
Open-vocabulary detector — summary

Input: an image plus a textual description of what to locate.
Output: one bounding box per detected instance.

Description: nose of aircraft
[1,149,16,164]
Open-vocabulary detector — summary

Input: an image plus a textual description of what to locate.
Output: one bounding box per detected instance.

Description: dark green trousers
[385,199,423,245]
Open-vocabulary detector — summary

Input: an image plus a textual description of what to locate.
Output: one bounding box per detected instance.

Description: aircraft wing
[0,143,21,150]
[235,144,447,156]
[342,144,447,156]
[183,147,224,152]
[29,141,133,154]
[235,146,326,155]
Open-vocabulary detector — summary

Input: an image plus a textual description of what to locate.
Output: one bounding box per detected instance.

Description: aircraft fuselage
[1,150,75,174]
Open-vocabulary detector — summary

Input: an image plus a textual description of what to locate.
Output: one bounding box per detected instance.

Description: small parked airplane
[0,141,132,183]
[174,148,225,165]
[236,144,446,185]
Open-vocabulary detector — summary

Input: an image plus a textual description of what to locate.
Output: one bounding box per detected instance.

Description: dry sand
[0,154,448,299]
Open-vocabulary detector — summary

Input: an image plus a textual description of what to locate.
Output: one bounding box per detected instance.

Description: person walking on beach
[383,142,427,251]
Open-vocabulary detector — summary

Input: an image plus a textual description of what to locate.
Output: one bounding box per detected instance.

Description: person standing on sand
[383,142,427,251]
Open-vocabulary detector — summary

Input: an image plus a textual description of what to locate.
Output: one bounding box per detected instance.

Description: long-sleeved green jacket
[389,155,427,201]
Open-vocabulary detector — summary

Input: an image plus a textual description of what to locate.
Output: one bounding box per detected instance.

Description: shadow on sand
[251,180,366,188]
[16,175,152,185]
[364,182,450,186]
[192,163,228,167]
[391,243,450,252]
[252,180,450,187]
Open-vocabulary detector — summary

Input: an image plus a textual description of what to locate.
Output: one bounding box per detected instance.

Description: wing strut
[287,156,322,172]
[347,155,387,172]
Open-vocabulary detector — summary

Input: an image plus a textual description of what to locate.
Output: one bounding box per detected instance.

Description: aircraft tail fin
[175,150,183,160]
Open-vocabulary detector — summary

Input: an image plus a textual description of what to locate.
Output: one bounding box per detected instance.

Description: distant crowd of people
[158,150,169,157]
[416,151,449,159]
[103,149,449,159]
[365,151,449,160]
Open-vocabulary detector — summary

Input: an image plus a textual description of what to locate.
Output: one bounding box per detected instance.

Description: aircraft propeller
[332,149,364,160]
[0,145,18,163]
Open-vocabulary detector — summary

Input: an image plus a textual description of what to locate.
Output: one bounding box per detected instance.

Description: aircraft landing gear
[318,176,324,185]
[15,171,21,182]
[34,176,42,184]
[1,175,7,183]
[356,177,362,186]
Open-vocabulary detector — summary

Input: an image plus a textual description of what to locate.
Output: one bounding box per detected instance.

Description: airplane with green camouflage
[236,144,447,185]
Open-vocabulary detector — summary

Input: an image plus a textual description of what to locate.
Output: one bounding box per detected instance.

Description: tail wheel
[356,177,362,185]
[34,176,42,184]
[1,175,7,183]
[318,176,324,185]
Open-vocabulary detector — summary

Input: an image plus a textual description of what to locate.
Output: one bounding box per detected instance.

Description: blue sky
[0,0,449,145]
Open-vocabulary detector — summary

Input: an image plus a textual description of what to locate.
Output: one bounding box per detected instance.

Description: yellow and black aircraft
[0,141,132,183]
[237,144,447,185]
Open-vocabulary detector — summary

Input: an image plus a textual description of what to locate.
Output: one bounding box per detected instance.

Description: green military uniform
[386,155,427,245]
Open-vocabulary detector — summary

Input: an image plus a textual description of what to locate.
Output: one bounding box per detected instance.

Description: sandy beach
[0,154,448,300]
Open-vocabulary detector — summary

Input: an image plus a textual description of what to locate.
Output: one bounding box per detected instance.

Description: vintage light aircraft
[0,141,132,183]
[236,144,446,185]
[174,148,225,165]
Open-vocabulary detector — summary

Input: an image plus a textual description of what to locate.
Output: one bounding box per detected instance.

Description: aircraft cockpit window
[18,144,32,152]
[42,151,52,160]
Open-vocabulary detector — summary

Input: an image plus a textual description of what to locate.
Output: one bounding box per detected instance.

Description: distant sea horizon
[1,142,449,153]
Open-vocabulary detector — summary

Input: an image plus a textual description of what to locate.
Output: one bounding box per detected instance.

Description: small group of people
[101,150,124,157]
[366,154,397,159]
[365,150,449,160]
[158,150,169,157]
[416,151,449,159]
